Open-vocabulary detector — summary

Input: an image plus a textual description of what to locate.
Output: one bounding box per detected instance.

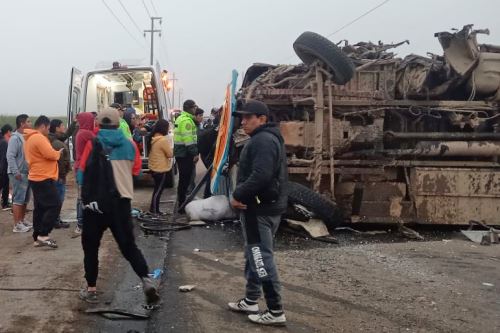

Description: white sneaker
[248,310,286,326]
[228,298,259,314]
[13,223,31,233]
[22,219,33,228]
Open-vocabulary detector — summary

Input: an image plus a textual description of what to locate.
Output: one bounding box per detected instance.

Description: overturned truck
[239,25,500,226]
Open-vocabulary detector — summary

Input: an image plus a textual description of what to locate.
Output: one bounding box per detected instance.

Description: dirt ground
[0,174,499,332]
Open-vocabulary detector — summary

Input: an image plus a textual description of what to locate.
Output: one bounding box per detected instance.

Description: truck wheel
[287,181,343,228]
[293,31,355,85]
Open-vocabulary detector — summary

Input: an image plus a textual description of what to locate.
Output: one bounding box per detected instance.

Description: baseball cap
[110,103,123,110]
[234,99,269,117]
[96,107,120,127]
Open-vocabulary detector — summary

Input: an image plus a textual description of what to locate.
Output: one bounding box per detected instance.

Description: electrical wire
[149,0,159,15]
[326,0,391,37]
[281,0,391,63]
[102,0,145,47]
[117,0,145,36]
[141,0,152,18]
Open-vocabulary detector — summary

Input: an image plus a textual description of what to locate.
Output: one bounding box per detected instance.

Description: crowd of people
[0,98,289,326]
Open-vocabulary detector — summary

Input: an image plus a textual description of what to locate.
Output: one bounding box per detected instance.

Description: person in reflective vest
[173,99,199,212]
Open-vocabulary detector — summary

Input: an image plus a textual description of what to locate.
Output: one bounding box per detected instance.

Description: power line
[149,0,159,15]
[117,0,144,36]
[326,0,391,37]
[141,0,152,18]
[101,0,144,47]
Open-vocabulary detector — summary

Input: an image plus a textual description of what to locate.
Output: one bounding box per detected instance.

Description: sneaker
[54,221,70,229]
[142,277,160,305]
[22,219,33,228]
[79,288,99,304]
[72,225,82,238]
[2,204,11,211]
[13,223,31,233]
[228,298,259,314]
[248,310,286,326]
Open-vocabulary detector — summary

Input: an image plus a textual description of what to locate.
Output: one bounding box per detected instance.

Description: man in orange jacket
[24,115,63,248]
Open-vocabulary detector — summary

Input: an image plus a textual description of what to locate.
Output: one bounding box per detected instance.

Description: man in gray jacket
[6,114,32,233]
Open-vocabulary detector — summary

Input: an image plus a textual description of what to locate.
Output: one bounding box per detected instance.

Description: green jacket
[174,111,198,157]
[119,118,132,139]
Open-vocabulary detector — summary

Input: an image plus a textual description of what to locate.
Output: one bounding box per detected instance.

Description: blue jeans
[55,180,66,223]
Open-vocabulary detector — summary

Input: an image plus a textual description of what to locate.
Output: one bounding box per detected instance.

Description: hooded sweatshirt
[74,112,95,172]
[148,135,173,173]
[24,129,61,182]
[78,129,141,200]
[6,131,29,175]
[232,123,288,216]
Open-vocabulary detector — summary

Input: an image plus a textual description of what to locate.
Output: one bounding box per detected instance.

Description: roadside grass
[0,115,67,128]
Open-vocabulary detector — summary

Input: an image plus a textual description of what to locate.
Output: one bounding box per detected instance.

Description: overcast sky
[0,0,498,116]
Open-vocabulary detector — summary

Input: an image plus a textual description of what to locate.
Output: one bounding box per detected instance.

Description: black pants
[176,156,195,207]
[0,171,9,207]
[150,172,167,213]
[82,197,149,287]
[30,179,61,242]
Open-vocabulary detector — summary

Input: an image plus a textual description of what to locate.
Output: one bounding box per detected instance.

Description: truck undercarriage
[239,25,500,225]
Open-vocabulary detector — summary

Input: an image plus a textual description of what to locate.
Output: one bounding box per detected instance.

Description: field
[0,115,67,128]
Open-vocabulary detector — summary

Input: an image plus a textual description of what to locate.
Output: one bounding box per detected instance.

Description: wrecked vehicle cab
[239,26,500,226]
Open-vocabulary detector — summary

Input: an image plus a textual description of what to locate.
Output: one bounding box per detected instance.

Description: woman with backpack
[147,119,173,215]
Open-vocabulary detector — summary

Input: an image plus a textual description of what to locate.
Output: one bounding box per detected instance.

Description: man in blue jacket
[228,100,288,326]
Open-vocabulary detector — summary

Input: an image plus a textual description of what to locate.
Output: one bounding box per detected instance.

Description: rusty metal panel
[411,168,500,224]
[280,121,314,148]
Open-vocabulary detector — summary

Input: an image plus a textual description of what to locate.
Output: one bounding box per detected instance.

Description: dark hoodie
[233,123,288,216]
[74,112,95,172]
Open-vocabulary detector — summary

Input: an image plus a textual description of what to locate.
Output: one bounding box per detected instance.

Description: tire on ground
[287,181,343,228]
[293,31,355,85]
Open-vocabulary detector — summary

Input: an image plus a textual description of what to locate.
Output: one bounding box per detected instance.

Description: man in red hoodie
[73,112,96,236]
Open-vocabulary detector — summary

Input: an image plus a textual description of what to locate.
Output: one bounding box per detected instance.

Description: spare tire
[287,181,343,228]
[293,31,355,85]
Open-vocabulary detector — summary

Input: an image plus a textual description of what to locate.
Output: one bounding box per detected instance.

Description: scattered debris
[85,308,150,320]
[482,282,494,287]
[398,223,424,241]
[133,284,142,290]
[189,220,207,227]
[148,269,163,279]
[461,221,500,245]
[287,219,330,238]
[179,285,196,292]
[193,248,200,252]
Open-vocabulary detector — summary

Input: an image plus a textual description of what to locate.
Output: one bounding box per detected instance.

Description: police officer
[174,99,199,213]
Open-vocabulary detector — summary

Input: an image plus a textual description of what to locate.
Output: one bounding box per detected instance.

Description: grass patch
[0,115,67,128]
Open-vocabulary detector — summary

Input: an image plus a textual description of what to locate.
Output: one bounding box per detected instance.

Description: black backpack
[81,139,119,213]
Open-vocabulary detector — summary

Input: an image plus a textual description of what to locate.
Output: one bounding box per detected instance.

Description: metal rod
[327,80,335,200]
[385,131,500,141]
[313,65,324,192]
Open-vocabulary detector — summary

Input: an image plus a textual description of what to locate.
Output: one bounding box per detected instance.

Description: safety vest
[173,111,198,157]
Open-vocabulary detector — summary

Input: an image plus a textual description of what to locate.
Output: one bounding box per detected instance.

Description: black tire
[293,31,355,85]
[287,181,343,228]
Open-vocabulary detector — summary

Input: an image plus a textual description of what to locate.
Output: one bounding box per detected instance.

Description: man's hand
[193,155,199,163]
[231,198,247,210]
[14,173,22,181]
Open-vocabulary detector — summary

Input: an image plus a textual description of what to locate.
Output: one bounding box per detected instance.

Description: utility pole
[144,17,162,65]
[170,73,178,109]
[178,88,183,109]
